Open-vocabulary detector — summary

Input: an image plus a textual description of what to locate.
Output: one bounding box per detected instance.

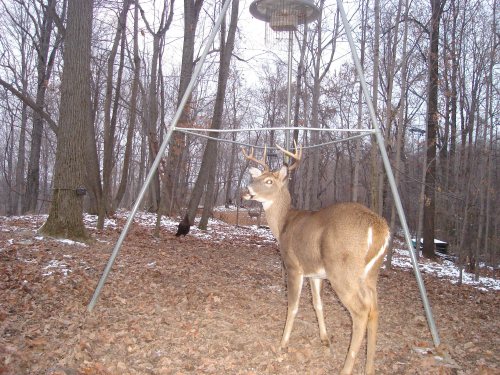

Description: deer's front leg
[310,278,330,346]
[280,270,303,349]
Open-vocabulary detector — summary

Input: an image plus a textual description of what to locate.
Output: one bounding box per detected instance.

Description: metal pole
[87,0,234,312]
[285,30,294,159]
[336,0,440,347]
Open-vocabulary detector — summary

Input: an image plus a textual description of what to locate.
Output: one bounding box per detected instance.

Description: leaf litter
[0,211,498,374]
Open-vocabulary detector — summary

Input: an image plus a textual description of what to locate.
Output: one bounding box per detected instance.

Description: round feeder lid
[250,0,320,31]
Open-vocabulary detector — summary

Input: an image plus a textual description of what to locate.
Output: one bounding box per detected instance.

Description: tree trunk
[369,0,381,214]
[290,24,308,206]
[352,0,367,203]
[485,0,496,266]
[187,0,239,229]
[85,80,103,217]
[39,0,94,240]
[386,0,408,269]
[224,86,240,207]
[114,0,141,209]
[422,0,445,259]
[307,1,337,210]
[164,0,204,217]
[101,0,131,222]
[140,1,175,215]
[23,0,57,213]
[15,35,29,215]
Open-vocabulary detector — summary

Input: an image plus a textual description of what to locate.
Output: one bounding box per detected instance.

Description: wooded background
[0,0,498,272]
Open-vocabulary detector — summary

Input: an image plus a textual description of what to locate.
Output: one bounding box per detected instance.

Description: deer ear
[278,166,288,181]
[249,167,262,178]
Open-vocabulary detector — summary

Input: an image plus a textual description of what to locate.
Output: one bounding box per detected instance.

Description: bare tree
[422,0,446,259]
[306,1,339,210]
[386,0,410,268]
[114,0,141,210]
[369,0,382,215]
[39,0,94,240]
[99,0,132,227]
[164,0,204,217]
[21,0,63,213]
[181,0,240,230]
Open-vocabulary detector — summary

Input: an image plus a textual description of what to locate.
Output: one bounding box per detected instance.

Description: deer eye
[265,179,273,185]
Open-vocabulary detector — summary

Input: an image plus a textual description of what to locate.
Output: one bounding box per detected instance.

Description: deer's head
[241,143,301,209]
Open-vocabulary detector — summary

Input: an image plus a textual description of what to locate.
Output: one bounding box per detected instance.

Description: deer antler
[276,140,302,171]
[241,145,269,172]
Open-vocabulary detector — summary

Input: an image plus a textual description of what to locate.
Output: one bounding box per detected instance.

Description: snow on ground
[392,247,500,292]
[1,211,499,292]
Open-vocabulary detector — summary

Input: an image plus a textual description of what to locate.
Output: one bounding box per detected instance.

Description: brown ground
[0,213,498,375]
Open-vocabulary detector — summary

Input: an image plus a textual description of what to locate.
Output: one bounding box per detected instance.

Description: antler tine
[241,145,269,172]
[276,140,302,171]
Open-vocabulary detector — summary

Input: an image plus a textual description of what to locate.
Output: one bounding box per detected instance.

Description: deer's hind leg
[365,287,379,375]
[335,283,371,375]
[309,278,330,346]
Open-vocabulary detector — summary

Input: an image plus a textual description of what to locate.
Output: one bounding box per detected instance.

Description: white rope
[174,126,376,134]
[176,127,373,150]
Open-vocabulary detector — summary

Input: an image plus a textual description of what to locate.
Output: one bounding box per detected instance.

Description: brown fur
[244,165,390,375]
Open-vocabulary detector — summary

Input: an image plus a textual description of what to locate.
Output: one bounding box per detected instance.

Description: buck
[241,144,390,375]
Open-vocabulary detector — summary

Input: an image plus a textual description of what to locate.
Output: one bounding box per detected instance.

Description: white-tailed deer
[242,144,390,375]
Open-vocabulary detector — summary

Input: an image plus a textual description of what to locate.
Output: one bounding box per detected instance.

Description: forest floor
[0,211,499,375]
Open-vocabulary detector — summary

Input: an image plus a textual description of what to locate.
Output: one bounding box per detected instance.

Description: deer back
[278,202,389,282]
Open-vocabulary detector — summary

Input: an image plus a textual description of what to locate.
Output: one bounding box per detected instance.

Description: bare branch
[0,77,58,135]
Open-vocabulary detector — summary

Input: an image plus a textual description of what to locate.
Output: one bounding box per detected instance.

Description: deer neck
[263,189,292,241]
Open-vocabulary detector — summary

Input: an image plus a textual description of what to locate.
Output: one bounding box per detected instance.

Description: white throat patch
[262,200,274,210]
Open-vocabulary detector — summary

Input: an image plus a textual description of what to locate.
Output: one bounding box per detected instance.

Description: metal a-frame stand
[87,0,440,349]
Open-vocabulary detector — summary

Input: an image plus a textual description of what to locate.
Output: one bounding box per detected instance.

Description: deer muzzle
[241,186,256,201]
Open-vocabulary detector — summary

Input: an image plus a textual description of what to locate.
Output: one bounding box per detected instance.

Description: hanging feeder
[249,0,320,32]
[249,0,320,153]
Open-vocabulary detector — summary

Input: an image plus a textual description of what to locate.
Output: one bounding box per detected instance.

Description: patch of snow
[55,238,88,247]
[391,247,500,292]
[4,211,498,292]
[42,259,71,277]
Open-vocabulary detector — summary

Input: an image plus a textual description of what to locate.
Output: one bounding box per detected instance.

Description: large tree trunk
[422,0,445,259]
[39,0,94,240]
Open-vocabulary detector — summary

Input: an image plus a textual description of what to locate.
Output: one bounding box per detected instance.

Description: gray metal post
[336,0,440,347]
[87,0,234,312]
[285,30,294,154]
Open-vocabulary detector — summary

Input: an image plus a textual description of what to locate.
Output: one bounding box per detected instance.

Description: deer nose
[241,187,255,200]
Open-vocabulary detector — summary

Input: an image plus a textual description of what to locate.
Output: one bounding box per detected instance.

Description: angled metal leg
[336,0,440,347]
[87,0,234,312]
